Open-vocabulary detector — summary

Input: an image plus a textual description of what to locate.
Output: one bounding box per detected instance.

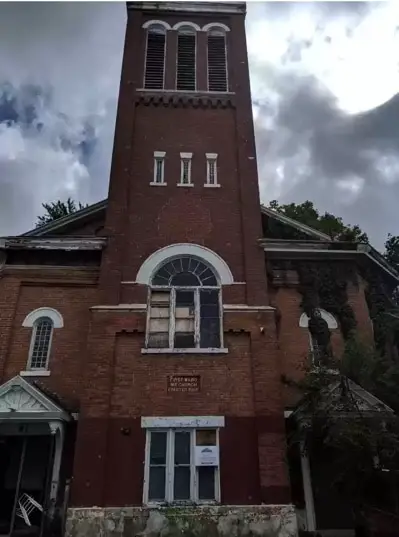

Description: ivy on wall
[294,260,358,340]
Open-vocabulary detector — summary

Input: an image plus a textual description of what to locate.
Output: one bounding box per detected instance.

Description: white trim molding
[142,19,171,30]
[135,243,234,285]
[299,309,338,330]
[141,416,225,429]
[142,348,228,355]
[173,21,201,32]
[223,304,275,312]
[91,304,147,312]
[22,307,64,328]
[20,370,51,377]
[202,22,230,32]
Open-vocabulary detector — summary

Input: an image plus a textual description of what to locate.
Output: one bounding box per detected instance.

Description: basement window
[176,27,196,91]
[207,30,228,92]
[144,24,166,90]
[146,256,222,351]
[179,152,193,186]
[144,428,220,504]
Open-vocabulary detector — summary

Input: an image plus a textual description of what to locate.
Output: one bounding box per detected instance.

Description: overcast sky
[0,2,399,248]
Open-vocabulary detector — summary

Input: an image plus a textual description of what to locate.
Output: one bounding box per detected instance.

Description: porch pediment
[0,375,70,421]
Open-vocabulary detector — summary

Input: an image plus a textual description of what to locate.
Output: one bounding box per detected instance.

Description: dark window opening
[177,33,196,91]
[208,34,227,92]
[200,290,220,348]
[144,27,166,90]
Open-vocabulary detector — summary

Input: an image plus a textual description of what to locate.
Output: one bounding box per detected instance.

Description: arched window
[28,317,54,370]
[23,307,63,371]
[207,28,228,92]
[299,309,337,366]
[144,23,167,90]
[176,26,197,91]
[147,256,221,350]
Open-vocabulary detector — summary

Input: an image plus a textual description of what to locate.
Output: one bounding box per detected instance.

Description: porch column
[300,441,316,532]
[49,421,65,514]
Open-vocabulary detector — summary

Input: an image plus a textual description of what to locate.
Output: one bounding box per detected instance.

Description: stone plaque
[167,375,200,393]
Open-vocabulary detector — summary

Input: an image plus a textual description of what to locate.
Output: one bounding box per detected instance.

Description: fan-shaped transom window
[152,257,218,287]
[147,256,222,350]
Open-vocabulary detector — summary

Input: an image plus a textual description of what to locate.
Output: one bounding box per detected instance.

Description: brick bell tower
[70,2,294,534]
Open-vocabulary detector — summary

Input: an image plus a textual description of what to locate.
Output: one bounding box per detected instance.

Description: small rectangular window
[207,34,228,92]
[205,153,218,186]
[144,28,166,90]
[151,151,166,185]
[145,428,219,504]
[177,33,196,91]
[179,152,193,186]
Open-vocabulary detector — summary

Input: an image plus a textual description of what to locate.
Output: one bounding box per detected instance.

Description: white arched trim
[23,307,64,329]
[136,243,234,285]
[299,309,338,330]
[202,22,230,32]
[142,20,171,31]
[173,21,201,32]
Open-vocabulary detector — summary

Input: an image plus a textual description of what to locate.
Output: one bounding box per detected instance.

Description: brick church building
[0,2,398,537]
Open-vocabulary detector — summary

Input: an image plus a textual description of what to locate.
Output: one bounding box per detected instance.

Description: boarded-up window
[144,25,166,90]
[147,256,222,350]
[207,31,227,92]
[176,29,196,91]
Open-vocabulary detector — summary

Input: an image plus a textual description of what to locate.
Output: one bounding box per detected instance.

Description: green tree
[269,200,369,243]
[36,198,88,227]
[384,234,399,269]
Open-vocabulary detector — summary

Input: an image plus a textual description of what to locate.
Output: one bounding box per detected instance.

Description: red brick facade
[0,2,390,527]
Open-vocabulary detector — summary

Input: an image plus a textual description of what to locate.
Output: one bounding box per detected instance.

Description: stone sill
[177,183,194,188]
[142,348,228,355]
[204,184,221,188]
[149,182,167,187]
[20,370,51,377]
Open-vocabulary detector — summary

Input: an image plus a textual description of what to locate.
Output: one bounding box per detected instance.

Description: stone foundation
[66,505,298,537]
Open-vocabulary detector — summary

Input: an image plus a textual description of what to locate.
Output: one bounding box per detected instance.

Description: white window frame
[143,24,167,91]
[205,153,220,187]
[206,29,229,93]
[143,427,221,505]
[178,152,193,186]
[27,317,54,371]
[145,285,224,352]
[151,151,166,186]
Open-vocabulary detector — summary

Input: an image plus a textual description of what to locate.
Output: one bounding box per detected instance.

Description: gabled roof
[260,204,332,242]
[23,199,107,237]
[0,375,71,421]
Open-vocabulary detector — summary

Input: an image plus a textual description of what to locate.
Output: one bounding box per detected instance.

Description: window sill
[204,183,220,188]
[177,183,194,188]
[149,182,167,187]
[142,348,228,355]
[20,370,51,377]
[144,500,220,508]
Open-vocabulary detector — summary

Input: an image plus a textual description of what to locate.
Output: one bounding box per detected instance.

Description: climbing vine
[294,260,358,340]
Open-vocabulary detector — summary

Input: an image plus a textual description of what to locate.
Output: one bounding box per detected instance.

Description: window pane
[171,272,199,286]
[175,290,195,348]
[174,467,191,500]
[174,432,190,465]
[198,466,215,500]
[30,317,53,369]
[149,467,166,501]
[150,432,167,465]
[196,429,217,446]
[148,292,170,348]
[200,290,220,348]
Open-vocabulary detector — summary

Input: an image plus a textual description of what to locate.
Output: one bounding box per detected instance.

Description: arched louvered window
[144,24,166,90]
[176,26,196,91]
[147,256,222,350]
[207,29,228,92]
[28,317,54,370]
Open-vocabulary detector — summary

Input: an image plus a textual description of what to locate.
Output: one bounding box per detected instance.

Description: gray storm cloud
[0,2,398,249]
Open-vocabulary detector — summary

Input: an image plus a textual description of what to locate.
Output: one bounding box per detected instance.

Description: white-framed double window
[151,151,166,185]
[146,256,222,350]
[205,153,219,187]
[144,427,220,504]
[178,152,193,186]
